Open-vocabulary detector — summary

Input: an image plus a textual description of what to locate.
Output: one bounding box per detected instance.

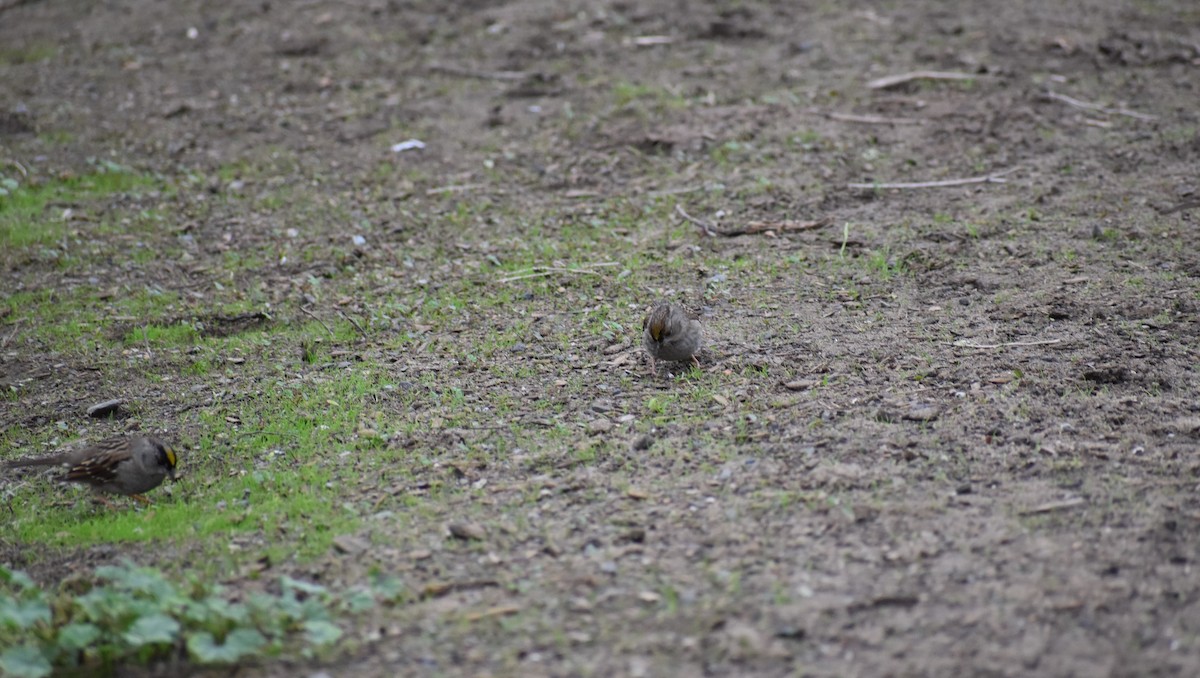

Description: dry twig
[498,262,618,283]
[867,71,977,90]
[1020,497,1086,515]
[0,318,22,349]
[675,204,718,236]
[1043,90,1157,122]
[737,219,827,235]
[4,158,28,176]
[677,204,826,237]
[422,579,501,598]
[827,111,925,126]
[629,35,674,46]
[299,306,335,338]
[1159,198,1200,215]
[428,63,528,81]
[948,338,1063,350]
[848,167,1019,190]
[426,184,486,196]
[337,308,369,341]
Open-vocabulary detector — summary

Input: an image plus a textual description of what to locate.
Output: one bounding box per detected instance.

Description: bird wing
[60,440,131,483]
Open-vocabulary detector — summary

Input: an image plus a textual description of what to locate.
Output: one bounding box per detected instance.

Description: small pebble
[86,399,123,418]
[448,522,487,541]
[587,418,614,435]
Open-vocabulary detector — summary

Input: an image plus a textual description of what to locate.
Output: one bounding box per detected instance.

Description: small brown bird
[642,302,703,374]
[4,435,178,506]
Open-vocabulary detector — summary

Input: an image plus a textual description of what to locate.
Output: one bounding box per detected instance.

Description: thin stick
[337,308,369,341]
[1044,90,1157,122]
[496,262,614,282]
[948,338,1063,349]
[827,112,925,126]
[675,204,824,237]
[1020,497,1085,515]
[867,71,977,90]
[499,270,588,283]
[234,430,299,442]
[720,219,828,236]
[4,158,28,177]
[428,63,528,81]
[648,183,725,198]
[1128,477,1200,490]
[675,203,717,236]
[848,167,1019,190]
[300,306,335,338]
[426,183,486,196]
[1159,198,1200,215]
[0,318,22,349]
[629,35,674,46]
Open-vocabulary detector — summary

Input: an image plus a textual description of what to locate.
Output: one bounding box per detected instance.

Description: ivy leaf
[56,623,101,652]
[270,593,305,621]
[0,567,36,592]
[187,629,266,664]
[199,597,249,625]
[0,644,52,678]
[370,575,405,604]
[341,588,375,614]
[76,587,127,621]
[280,576,326,596]
[302,620,342,646]
[244,593,289,636]
[0,597,51,629]
[124,614,180,647]
[97,565,179,604]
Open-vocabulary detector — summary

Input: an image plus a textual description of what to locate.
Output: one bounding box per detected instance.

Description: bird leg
[91,495,117,509]
[690,355,701,368]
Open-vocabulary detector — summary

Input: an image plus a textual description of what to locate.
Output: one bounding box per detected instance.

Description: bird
[642,302,703,374]
[4,435,178,506]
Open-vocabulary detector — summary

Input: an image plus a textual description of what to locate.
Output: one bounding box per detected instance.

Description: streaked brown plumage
[4,435,177,505]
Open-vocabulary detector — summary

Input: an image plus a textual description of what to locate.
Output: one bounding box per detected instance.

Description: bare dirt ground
[2,0,1200,676]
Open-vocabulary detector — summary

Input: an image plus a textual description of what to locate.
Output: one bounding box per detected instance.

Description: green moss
[0,168,160,250]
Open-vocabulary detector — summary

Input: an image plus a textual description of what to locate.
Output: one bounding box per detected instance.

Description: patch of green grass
[610,80,686,110]
[4,284,282,353]
[0,168,160,250]
[36,130,74,146]
[789,129,822,149]
[862,248,906,280]
[124,323,199,348]
[7,366,392,560]
[0,43,56,65]
[710,140,753,166]
[1,288,110,352]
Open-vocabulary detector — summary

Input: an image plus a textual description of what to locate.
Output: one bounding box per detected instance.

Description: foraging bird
[4,435,177,505]
[642,302,703,374]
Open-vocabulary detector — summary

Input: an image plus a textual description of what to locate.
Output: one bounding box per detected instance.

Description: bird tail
[4,456,64,469]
